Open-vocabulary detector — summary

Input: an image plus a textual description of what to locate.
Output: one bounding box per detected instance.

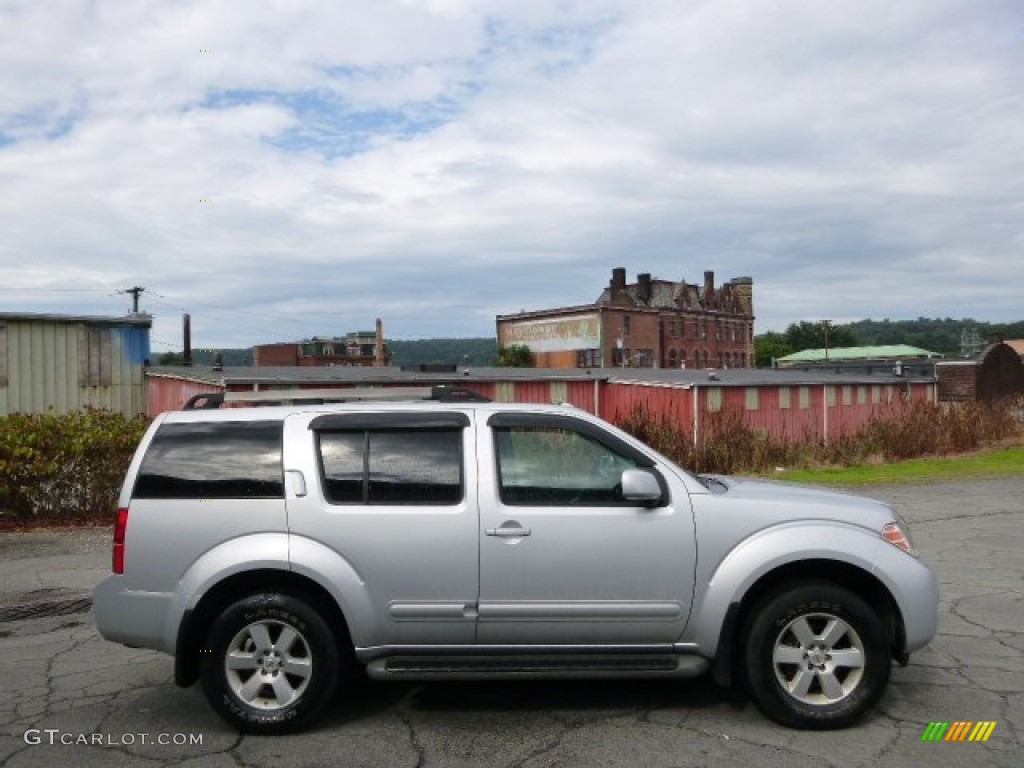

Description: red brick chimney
[638,273,652,303]
[611,267,627,294]
[703,271,715,309]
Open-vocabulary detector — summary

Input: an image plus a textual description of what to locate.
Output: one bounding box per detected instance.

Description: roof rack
[182,384,490,410]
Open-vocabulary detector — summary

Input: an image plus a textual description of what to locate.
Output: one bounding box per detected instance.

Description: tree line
[755,318,1024,367]
[155,317,1022,369]
[157,338,515,367]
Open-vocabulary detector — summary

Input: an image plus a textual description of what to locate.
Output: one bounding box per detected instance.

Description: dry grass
[615,395,1024,475]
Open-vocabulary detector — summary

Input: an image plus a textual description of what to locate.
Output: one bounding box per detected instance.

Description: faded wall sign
[501,314,601,352]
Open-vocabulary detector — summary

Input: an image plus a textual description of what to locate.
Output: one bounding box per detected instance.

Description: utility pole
[119,286,146,313]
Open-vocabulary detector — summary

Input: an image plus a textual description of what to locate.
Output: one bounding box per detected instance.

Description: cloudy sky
[1,0,1020,352]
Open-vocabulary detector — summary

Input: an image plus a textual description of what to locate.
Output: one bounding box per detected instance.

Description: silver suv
[93,395,937,733]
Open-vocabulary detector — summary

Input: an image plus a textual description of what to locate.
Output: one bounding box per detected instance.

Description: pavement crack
[394,695,426,768]
[505,722,573,768]
[869,725,904,765]
[31,622,93,723]
[225,731,250,767]
[948,597,996,636]
[914,508,1024,525]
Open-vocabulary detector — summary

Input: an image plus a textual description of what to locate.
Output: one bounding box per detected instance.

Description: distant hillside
[388,338,498,367]
[846,318,1024,357]
[154,320,1023,370]
[155,338,499,368]
[156,348,252,366]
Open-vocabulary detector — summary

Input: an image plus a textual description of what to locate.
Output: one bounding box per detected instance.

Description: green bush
[0,409,150,524]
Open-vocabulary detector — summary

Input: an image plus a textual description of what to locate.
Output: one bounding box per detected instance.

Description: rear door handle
[286,470,307,498]
[485,524,532,537]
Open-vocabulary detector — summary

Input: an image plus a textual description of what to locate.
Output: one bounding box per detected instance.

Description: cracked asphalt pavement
[0,478,1021,767]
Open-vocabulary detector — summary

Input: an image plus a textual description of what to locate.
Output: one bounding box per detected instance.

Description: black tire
[200,593,340,734]
[743,582,890,729]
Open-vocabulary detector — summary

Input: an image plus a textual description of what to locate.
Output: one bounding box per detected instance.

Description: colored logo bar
[921,721,997,742]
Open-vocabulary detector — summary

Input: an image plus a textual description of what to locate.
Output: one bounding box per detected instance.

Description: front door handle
[485,522,532,537]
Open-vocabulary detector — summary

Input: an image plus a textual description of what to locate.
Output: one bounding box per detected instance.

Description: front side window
[319,429,463,505]
[494,425,638,506]
[134,421,283,499]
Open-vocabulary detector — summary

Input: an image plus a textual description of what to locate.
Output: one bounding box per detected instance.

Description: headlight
[881,519,917,557]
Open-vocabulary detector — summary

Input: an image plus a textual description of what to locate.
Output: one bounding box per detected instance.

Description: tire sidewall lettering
[745,583,889,729]
[201,593,340,734]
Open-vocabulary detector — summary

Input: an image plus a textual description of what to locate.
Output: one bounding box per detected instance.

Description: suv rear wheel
[743,582,890,729]
[200,593,340,734]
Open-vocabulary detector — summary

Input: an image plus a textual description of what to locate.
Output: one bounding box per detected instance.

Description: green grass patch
[768,445,1024,486]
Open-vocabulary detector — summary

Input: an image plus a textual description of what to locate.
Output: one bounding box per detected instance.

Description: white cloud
[0,0,1020,350]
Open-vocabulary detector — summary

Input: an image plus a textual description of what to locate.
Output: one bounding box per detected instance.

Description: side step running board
[366,654,709,681]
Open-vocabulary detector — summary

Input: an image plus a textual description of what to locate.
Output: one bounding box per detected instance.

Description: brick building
[252,320,390,367]
[496,268,754,369]
[936,340,1024,402]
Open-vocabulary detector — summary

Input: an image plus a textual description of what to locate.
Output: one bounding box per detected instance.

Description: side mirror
[621,468,664,507]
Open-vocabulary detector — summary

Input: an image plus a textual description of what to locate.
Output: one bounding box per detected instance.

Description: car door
[284,411,479,648]
[477,412,696,646]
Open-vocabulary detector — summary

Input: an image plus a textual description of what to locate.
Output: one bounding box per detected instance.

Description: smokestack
[611,267,627,293]
[638,273,652,303]
[375,317,385,367]
[703,271,715,310]
[183,313,192,367]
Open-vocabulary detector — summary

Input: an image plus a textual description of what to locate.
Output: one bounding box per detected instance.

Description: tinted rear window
[318,429,463,505]
[134,421,284,499]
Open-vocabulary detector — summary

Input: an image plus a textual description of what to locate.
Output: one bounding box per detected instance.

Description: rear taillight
[113,507,128,574]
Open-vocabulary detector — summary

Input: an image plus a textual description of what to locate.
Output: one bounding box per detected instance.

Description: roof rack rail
[182,393,225,410]
[182,385,490,409]
[430,384,491,402]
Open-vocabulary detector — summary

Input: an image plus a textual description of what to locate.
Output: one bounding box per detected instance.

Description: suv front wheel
[200,593,340,734]
[743,582,890,729]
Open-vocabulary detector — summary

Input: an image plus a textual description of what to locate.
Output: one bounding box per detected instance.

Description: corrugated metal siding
[147,376,225,417]
[601,379,935,444]
[141,371,933,446]
[602,382,693,429]
[511,381,557,405]
[0,319,148,416]
[494,382,515,402]
[739,385,821,441]
[564,380,597,412]
[463,381,497,401]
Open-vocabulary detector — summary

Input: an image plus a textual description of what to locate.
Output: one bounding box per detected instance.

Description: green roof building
[776,344,942,366]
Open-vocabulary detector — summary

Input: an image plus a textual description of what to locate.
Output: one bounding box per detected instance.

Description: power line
[0,287,118,295]
[147,291,355,343]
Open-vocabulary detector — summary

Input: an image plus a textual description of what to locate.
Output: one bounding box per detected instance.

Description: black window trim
[315,427,466,506]
[487,413,656,468]
[310,412,470,431]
